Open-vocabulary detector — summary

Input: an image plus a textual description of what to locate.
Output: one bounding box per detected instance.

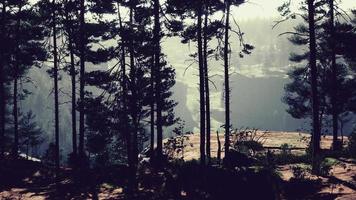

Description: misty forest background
[0,0,356,199]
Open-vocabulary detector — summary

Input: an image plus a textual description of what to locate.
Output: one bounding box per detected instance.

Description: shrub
[163,135,191,161]
[280,143,292,156]
[319,157,339,176]
[231,128,266,156]
[291,165,309,180]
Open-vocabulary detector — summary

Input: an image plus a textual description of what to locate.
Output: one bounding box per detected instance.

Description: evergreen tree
[222,0,252,159]
[2,1,47,157]
[18,111,45,159]
[62,0,79,158]
[166,0,207,165]
[78,0,86,158]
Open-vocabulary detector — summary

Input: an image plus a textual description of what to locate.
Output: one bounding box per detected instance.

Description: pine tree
[280,1,354,160]
[18,111,45,159]
[51,0,60,178]
[62,0,79,158]
[0,1,6,159]
[222,0,251,160]
[328,0,339,150]
[223,0,231,159]
[2,1,47,157]
[78,0,86,159]
[153,0,165,161]
[166,0,206,165]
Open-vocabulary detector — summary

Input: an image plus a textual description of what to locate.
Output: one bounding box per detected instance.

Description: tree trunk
[0,3,6,159]
[223,0,231,158]
[150,54,155,157]
[0,64,4,158]
[329,0,338,150]
[68,33,77,156]
[307,0,321,172]
[78,0,85,157]
[52,0,60,178]
[12,4,22,158]
[13,77,18,156]
[117,4,133,192]
[203,0,211,165]
[197,1,206,165]
[128,5,137,191]
[217,131,221,163]
[153,0,163,159]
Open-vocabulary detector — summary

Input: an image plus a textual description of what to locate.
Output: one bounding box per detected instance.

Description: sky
[234,0,355,19]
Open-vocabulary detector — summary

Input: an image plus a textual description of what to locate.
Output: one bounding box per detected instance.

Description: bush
[290,165,309,180]
[231,129,266,156]
[319,158,339,176]
[163,135,191,161]
[280,143,292,156]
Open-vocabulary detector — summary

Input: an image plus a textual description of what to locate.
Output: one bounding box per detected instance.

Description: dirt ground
[178,131,348,160]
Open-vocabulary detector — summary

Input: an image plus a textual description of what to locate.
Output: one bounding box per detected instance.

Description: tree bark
[150,53,155,157]
[329,0,338,150]
[117,3,131,172]
[78,0,85,157]
[197,1,206,165]
[0,2,6,159]
[13,77,18,156]
[203,0,211,164]
[223,0,231,158]
[128,5,138,191]
[52,0,60,178]
[0,64,4,158]
[307,0,321,172]
[117,4,134,192]
[153,0,163,159]
[68,31,77,156]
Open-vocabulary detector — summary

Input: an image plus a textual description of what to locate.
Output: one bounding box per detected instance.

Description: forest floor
[176,131,356,199]
[0,131,355,200]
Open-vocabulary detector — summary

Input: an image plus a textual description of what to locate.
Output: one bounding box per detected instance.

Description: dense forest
[0,0,356,199]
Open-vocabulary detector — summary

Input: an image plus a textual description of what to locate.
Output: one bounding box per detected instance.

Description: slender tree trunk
[223,0,231,158]
[217,131,221,163]
[26,136,29,160]
[52,0,60,178]
[0,64,4,158]
[340,119,344,145]
[129,9,138,171]
[307,0,321,172]
[150,54,155,157]
[68,34,77,156]
[78,0,85,157]
[197,1,206,165]
[128,5,137,191]
[0,3,6,159]
[153,0,163,159]
[117,3,130,169]
[12,77,18,156]
[329,0,338,150]
[12,4,22,158]
[203,0,211,164]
